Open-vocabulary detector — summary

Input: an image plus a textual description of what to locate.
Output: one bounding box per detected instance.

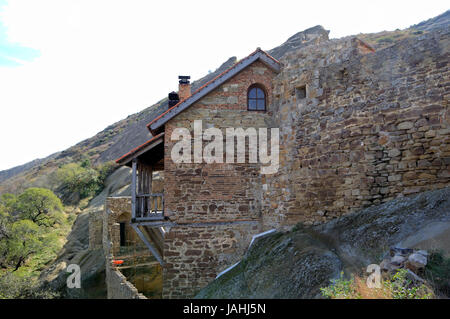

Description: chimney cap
[178,75,190,84]
[168,91,179,100]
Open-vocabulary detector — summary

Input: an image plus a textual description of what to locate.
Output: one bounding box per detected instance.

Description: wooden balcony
[131,158,165,222]
[135,193,164,221]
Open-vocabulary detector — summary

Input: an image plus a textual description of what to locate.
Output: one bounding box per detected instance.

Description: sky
[0,0,448,171]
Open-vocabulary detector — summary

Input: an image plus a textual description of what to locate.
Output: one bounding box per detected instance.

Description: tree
[0,219,44,271]
[15,188,63,227]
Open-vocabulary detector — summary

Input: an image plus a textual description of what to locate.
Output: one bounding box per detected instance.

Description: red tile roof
[115,132,164,164]
[146,48,280,133]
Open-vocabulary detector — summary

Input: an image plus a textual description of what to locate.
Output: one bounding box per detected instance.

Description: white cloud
[0,0,448,170]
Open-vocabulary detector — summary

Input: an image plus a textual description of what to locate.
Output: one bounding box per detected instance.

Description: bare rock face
[391,255,407,266]
[268,25,330,60]
[378,247,429,280]
[408,253,428,269]
[196,230,342,299]
[413,9,450,31]
[196,187,450,299]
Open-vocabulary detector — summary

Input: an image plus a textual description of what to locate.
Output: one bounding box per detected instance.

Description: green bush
[51,160,116,203]
[53,162,100,199]
[0,220,43,270]
[320,272,360,299]
[0,272,60,299]
[0,188,68,298]
[424,251,450,297]
[386,269,433,299]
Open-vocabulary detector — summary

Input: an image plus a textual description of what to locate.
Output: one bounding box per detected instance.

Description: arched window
[247,84,266,111]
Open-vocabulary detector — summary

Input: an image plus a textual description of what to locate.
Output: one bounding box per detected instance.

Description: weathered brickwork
[105,259,147,299]
[164,60,277,223]
[263,30,450,227]
[161,61,277,297]
[162,222,260,298]
[103,197,135,255]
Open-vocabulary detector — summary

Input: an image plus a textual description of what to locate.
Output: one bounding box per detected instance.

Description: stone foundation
[162,222,261,298]
[105,258,147,299]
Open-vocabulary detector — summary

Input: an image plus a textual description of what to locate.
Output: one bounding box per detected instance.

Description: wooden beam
[131,224,165,266]
[149,165,153,198]
[131,159,137,220]
[113,253,154,259]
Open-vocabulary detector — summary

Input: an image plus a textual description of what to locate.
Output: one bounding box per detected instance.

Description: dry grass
[353,276,392,299]
[321,269,435,299]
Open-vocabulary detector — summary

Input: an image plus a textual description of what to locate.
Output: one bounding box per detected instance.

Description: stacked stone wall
[162,222,259,298]
[263,30,450,227]
[103,196,147,298]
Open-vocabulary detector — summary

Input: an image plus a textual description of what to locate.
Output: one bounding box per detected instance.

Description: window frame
[247,84,267,111]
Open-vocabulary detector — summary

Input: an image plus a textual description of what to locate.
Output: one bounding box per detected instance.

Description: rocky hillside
[0,155,58,184]
[1,10,448,196]
[413,9,450,31]
[196,187,450,298]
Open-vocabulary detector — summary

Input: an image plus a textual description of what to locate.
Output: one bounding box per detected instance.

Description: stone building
[105,27,450,298]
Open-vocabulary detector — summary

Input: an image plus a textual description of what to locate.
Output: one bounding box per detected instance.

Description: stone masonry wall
[263,29,450,227]
[103,196,147,299]
[105,258,146,299]
[162,222,260,298]
[103,29,449,298]
[88,210,103,250]
[103,197,133,255]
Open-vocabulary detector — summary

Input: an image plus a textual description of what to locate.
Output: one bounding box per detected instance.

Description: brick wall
[164,60,277,223]
[162,61,278,297]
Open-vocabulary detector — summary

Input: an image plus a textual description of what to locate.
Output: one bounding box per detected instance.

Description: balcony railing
[134,193,164,221]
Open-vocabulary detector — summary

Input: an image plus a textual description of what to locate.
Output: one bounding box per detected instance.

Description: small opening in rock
[295,86,306,99]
